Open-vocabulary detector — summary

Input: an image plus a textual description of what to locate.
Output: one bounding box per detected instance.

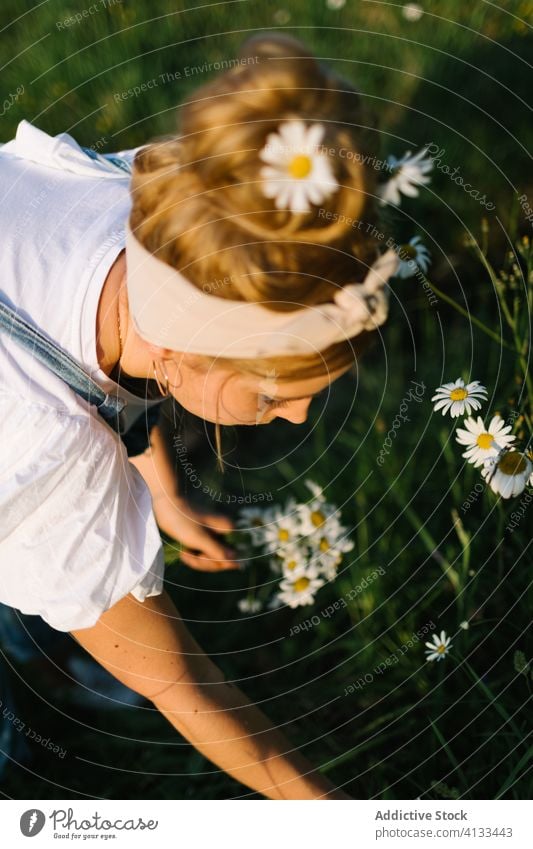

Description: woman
[0,33,398,799]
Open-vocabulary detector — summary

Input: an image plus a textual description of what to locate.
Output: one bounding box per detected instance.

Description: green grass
[1,0,531,800]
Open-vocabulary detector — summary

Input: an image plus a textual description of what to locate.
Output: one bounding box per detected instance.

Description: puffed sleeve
[0,399,165,632]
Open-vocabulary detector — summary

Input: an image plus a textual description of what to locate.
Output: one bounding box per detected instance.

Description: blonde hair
[129,33,384,468]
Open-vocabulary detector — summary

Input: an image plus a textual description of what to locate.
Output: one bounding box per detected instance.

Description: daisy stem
[419,275,514,352]
[469,243,533,406]
[462,659,523,742]
[439,429,463,507]
[428,717,468,791]
[383,479,460,594]
[451,509,471,617]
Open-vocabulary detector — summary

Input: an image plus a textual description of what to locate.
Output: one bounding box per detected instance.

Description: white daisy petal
[379,147,434,207]
[259,120,339,213]
[424,629,452,662]
[432,378,487,418]
[481,448,532,499]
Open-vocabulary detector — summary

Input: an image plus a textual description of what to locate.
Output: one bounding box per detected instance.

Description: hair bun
[236,32,323,81]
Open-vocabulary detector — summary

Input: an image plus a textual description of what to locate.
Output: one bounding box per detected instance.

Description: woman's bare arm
[70,589,349,800]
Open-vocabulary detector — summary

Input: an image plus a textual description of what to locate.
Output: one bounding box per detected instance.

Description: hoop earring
[152,359,170,397]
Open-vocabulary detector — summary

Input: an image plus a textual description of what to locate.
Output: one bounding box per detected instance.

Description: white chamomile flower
[237,596,263,614]
[308,518,354,578]
[459,620,469,630]
[261,500,301,554]
[455,414,515,467]
[235,506,273,547]
[304,479,325,500]
[279,547,309,580]
[259,120,339,213]
[425,630,452,662]
[326,0,346,8]
[378,147,433,206]
[395,235,431,279]
[277,568,326,609]
[297,492,338,538]
[481,448,533,499]
[431,378,488,418]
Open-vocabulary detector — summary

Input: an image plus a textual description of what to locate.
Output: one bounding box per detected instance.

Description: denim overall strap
[80,146,133,175]
[0,300,127,432]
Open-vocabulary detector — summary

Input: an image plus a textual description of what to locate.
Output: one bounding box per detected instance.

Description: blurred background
[0,0,531,800]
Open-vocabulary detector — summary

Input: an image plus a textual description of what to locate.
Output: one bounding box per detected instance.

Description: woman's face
[161,356,351,426]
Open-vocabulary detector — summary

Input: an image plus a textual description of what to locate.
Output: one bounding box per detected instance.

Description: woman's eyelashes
[259,394,290,409]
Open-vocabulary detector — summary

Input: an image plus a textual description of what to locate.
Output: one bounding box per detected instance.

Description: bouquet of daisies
[234,480,354,613]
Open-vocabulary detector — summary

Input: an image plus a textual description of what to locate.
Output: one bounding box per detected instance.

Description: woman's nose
[276,398,312,424]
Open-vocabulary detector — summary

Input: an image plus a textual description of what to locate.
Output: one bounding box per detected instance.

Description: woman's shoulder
[0,387,164,633]
[0,388,121,477]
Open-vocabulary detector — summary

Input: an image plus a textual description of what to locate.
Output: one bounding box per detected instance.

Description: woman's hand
[127,420,240,573]
[152,491,240,572]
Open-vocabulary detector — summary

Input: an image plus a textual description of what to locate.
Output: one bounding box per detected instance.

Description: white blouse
[0,120,165,631]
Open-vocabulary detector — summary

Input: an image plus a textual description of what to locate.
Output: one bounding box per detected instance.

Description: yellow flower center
[286,559,297,571]
[319,537,330,552]
[293,577,311,592]
[476,432,494,450]
[399,244,417,260]
[278,528,290,542]
[288,154,312,179]
[498,452,526,475]
[450,387,468,401]
[311,510,326,527]
[437,644,446,654]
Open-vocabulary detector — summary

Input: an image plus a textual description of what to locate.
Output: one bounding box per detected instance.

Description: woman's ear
[147,344,174,358]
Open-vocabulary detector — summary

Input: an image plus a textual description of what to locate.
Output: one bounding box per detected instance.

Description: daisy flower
[277,568,326,609]
[395,236,431,278]
[308,520,355,579]
[237,596,263,614]
[425,630,452,662]
[261,499,301,554]
[378,147,433,207]
[326,0,346,8]
[481,448,532,499]
[297,487,338,538]
[259,120,339,213]
[235,506,273,547]
[304,478,324,500]
[431,377,488,418]
[455,414,515,467]
[278,546,309,580]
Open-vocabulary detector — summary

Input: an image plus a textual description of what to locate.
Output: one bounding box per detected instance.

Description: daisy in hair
[259,120,339,213]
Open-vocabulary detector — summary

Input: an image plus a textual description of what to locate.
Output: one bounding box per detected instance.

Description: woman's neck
[95,249,165,399]
[95,249,126,378]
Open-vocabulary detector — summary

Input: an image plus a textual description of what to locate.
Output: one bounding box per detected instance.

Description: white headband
[125,220,399,359]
